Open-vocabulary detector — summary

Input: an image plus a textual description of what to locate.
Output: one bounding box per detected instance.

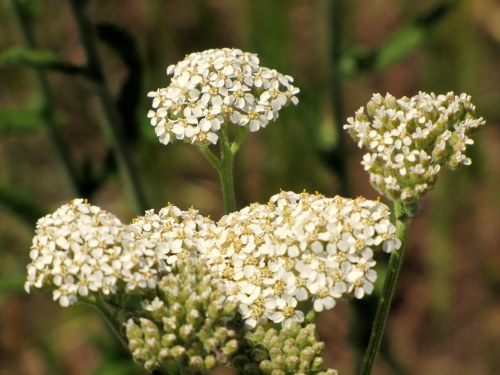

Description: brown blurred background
[0,0,499,374]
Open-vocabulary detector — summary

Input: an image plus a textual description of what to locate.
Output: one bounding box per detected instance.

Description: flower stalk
[359,200,415,375]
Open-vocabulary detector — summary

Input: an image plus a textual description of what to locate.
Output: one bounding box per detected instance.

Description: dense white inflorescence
[25,199,135,306]
[25,200,214,307]
[128,204,216,272]
[147,48,299,146]
[202,191,400,328]
[25,192,399,330]
[344,92,485,202]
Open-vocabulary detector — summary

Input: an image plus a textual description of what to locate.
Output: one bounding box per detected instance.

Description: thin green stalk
[198,125,244,214]
[92,295,129,350]
[329,0,350,196]
[359,200,415,375]
[67,0,148,214]
[10,0,80,195]
[218,125,236,213]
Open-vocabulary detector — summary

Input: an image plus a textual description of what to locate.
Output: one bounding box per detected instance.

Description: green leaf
[1,46,86,74]
[373,24,424,71]
[0,108,45,134]
[340,0,459,77]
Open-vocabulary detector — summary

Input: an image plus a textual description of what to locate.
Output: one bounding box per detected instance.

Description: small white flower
[344,92,485,201]
[201,191,398,328]
[148,48,299,146]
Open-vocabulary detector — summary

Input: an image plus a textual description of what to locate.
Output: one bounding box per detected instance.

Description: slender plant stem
[10,0,81,195]
[330,0,350,196]
[67,0,148,214]
[198,125,244,214]
[359,200,414,375]
[92,295,129,350]
[218,125,236,213]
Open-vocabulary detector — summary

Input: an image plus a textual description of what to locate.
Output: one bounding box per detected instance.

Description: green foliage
[340,0,459,78]
[0,107,45,134]
[1,46,85,74]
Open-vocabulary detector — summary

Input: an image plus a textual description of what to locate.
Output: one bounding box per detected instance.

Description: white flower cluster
[26,192,399,329]
[129,204,215,272]
[147,48,299,146]
[26,199,133,306]
[25,199,212,307]
[203,191,400,328]
[344,92,485,201]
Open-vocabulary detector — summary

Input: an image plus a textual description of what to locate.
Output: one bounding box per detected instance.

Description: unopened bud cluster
[204,191,400,328]
[344,92,485,201]
[234,322,338,375]
[148,48,299,146]
[126,259,239,372]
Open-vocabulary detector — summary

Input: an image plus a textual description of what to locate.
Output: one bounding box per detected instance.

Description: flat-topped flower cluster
[25,199,214,306]
[25,192,399,329]
[204,191,400,328]
[344,92,485,201]
[147,48,299,146]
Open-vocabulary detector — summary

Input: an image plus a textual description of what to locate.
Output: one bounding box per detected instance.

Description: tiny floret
[148,48,299,146]
[25,199,134,306]
[344,92,485,201]
[201,191,400,328]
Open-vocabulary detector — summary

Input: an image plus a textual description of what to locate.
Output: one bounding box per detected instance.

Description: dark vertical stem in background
[329,0,350,196]
[68,0,148,214]
[359,200,414,375]
[10,0,81,195]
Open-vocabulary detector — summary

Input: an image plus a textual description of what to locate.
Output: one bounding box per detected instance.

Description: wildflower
[202,191,400,328]
[147,48,299,146]
[25,200,215,307]
[344,92,485,201]
[126,258,239,373]
[25,199,134,306]
[128,204,216,270]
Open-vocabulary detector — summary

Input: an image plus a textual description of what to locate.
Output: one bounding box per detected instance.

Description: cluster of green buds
[234,322,338,375]
[344,92,485,202]
[125,258,239,373]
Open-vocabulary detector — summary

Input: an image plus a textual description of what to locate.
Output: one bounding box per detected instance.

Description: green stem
[10,0,81,195]
[92,295,129,351]
[359,200,415,375]
[67,0,148,214]
[330,0,350,196]
[218,125,236,213]
[197,125,240,213]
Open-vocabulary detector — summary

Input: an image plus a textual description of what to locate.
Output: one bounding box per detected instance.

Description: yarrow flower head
[344,92,486,202]
[25,200,214,307]
[147,48,299,146]
[202,191,400,328]
[126,258,239,373]
[25,199,135,306]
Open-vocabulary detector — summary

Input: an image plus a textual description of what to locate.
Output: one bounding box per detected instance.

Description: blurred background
[0,0,499,374]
